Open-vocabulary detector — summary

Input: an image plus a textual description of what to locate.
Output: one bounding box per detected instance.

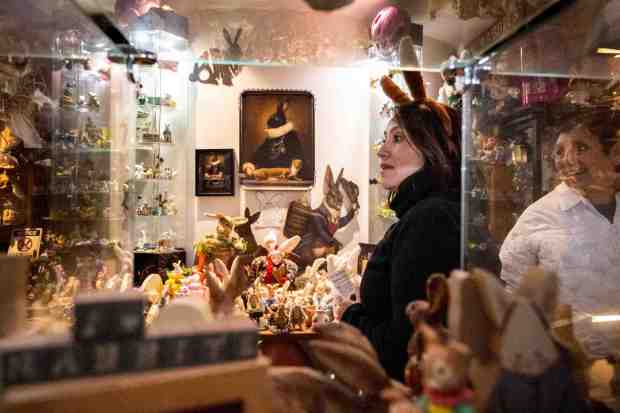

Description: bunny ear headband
[380,71,454,139]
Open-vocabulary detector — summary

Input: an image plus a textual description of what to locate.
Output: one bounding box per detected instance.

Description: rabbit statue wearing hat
[242,100,304,181]
[249,231,301,286]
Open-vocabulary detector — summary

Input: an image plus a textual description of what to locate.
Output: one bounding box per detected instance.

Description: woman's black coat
[341,167,461,381]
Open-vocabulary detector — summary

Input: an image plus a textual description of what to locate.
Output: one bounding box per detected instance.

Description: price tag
[328,269,355,298]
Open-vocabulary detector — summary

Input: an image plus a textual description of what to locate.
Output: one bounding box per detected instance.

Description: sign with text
[8,228,42,258]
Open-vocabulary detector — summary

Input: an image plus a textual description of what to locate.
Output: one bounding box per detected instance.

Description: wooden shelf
[0,357,272,413]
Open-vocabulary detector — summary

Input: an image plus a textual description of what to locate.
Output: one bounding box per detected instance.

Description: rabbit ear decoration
[278,235,301,255]
[403,70,455,139]
[380,75,411,105]
[382,71,455,139]
[402,70,426,101]
[261,230,279,252]
[326,254,340,274]
[311,257,326,274]
[223,28,232,44]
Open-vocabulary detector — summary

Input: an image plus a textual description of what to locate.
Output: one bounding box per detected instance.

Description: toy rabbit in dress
[248,231,300,286]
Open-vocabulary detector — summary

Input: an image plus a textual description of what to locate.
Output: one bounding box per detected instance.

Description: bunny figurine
[413,324,475,413]
[448,267,589,413]
[249,231,301,286]
[223,27,243,77]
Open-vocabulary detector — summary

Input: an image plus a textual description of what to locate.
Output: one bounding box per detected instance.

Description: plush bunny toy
[249,231,301,286]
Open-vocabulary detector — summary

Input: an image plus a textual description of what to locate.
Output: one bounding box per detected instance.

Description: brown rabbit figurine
[413,324,475,413]
[404,273,450,395]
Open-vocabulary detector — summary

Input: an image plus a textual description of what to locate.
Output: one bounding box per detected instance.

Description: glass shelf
[43,217,125,222]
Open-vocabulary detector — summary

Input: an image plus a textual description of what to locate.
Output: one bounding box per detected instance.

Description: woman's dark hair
[556,113,619,156]
[396,101,462,190]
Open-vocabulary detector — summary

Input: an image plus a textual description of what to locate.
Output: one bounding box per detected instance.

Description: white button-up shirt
[500,182,620,357]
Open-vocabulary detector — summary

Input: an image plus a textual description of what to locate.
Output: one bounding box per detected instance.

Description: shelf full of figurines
[61,81,101,113]
[136,82,176,146]
[135,228,177,253]
[133,152,178,181]
[26,241,135,325]
[135,191,178,217]
[0,126,25,227]
[52,117,111,152]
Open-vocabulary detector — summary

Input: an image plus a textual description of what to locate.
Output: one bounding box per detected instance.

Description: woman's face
[553,127,615,191]
[377,118,425,191]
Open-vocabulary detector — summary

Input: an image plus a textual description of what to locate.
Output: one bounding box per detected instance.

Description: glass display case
[461,0,620,388]
[126,13,192,283]
[0,0,147,325]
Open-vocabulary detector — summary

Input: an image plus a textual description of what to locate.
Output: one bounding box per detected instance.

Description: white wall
[188,66,370,260]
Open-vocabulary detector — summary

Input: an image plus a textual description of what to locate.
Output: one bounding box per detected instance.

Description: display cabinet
[126,10,192,283]
[461,4,620,404]
[0,0,150,326]
[461,0,620,272]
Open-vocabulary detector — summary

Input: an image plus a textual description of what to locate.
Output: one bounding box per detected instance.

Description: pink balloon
[370,6,411,56]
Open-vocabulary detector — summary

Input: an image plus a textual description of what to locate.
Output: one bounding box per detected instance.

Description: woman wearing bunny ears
[341,71,462,381]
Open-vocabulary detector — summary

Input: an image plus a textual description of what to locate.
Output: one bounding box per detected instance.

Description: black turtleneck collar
[389,166,458,219]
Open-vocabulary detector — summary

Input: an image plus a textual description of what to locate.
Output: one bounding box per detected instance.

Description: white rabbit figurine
[326,246,361,300]
[249,231,301,286]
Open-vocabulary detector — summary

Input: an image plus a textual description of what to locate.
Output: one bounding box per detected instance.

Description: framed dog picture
[195,149,235,196]
[239,90,315,186]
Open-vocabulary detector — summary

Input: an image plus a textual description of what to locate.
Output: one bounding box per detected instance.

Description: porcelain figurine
[248,231,301,286]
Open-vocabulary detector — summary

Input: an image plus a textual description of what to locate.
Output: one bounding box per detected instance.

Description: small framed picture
[195,149,235,196]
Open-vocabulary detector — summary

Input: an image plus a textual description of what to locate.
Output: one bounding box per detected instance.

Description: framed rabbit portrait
[239,90,315,187]
[195,149,235,196]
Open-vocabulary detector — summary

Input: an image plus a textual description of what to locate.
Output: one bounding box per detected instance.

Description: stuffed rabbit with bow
[249,231,301,286]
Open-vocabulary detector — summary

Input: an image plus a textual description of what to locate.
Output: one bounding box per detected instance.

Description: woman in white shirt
[500,118,620,358]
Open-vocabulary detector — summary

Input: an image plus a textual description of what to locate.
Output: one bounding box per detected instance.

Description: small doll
[288,294,307,330]
[248,231,300,286]
[270,304,289,333]
[245,287,264,325]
